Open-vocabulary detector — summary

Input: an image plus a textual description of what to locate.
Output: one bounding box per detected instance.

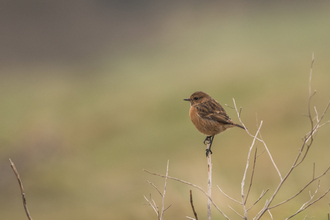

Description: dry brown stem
[189,190,199,220]
[9,158,33,220]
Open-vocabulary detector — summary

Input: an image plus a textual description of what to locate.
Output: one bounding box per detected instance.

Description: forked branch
[144,168,230,220]
[143,160,171,220]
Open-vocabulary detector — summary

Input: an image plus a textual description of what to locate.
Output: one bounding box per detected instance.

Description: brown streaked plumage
[184,91,244,156]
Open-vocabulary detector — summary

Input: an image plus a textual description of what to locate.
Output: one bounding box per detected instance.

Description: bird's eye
[193,97,199,100]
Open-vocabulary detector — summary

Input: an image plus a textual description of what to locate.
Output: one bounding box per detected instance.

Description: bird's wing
[209,112,233,125]
[196,102,233,125]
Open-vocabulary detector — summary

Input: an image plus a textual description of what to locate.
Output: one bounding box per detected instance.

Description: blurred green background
[1,1,330,219]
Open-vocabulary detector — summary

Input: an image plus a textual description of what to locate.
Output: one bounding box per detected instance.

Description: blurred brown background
[1,1,330,219]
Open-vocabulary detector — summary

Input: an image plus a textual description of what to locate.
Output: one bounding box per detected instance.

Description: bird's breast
[189,106,226,136]
[189,106,200,125]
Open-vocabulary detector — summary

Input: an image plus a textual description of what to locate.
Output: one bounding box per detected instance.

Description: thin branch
[206,141,212,220]
[254,199,269,220]
[144,160,171,220]
[314,106,319,124]
[319,120,330,128]
[164,204,172,212]
[308,52,315,131]
[244,143,258,205]
[152,198,158,211]
[147,180,163,197]
[258,131,283,181]
[143,169,230,220]
[9,159,33,220]
[297,55,321,167]
[228,205,244,218]
[217,185,242,205]
[247,189,269,211]
[268,209,274,220]
[233,98,283,181]
[286,185,330,219]
[143,195,159,216]
[159,160,170,220]
[189,190,198,220]
[225,104,235,109]
[270,166,330,209]
[297,101,330,167]
[241,120,263,219]
[256,149,266,158]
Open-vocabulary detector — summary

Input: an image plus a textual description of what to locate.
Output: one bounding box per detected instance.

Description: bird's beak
[183,98,190,101]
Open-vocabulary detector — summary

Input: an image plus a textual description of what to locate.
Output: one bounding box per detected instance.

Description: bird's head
[184,91,211,106]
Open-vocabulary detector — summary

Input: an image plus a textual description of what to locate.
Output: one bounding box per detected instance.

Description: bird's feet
[203,136,212,145]
[204,136,214,157]
[205,148,213,157]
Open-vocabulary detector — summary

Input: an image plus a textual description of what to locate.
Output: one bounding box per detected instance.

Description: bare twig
[144,194,159,216]
[217,185,242,205]
[143,169,230,220]
[189,190,198,220]
[285,183,330,219]
[314,106,319,124]
[267,209,273,220]
[270,166,330,209]
[228,205,244,218]
[206,140,212,220]
[225,104,235,109]
[246,189,269,211]
[240,120,263,219]
[144,160,171,220]
[308,53,315,131]
[147,180,163,197]
[160,160,170,220]
[297,101,330,168]
[233,99,283,181]
[245,146,258,205]
[9,159,33,220]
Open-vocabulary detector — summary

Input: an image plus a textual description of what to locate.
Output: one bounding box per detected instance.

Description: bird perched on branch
[184,91,245,156]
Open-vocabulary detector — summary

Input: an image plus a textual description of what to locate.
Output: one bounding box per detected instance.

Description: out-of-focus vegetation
[0,1,330,219]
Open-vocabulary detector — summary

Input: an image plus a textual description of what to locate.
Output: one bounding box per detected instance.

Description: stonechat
[184,91,244,156]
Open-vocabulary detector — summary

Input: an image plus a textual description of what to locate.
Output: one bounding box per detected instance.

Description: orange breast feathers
[189,106,227,136]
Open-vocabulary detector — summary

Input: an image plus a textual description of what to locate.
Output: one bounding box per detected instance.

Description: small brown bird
[184,91,244,156]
